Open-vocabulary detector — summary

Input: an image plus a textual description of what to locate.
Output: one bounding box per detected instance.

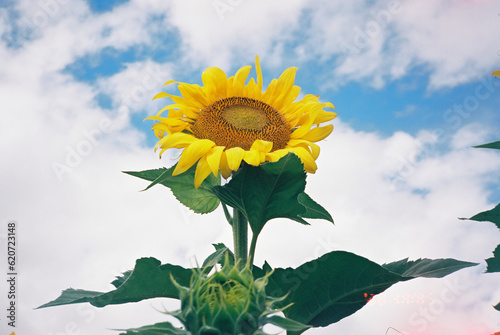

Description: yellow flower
[148,56,337,188]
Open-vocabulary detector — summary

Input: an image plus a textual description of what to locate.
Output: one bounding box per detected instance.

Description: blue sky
[57,0,500,149]
[1,0,500,334]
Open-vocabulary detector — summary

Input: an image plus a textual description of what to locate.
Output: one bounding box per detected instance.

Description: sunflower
[148,56,337,188]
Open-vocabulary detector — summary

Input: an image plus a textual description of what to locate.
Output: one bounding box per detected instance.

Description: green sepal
[202,243,235,268]
[264,251,477,333]
[124,163,221,214]
[38,258,192,309]
[115,322,189,335]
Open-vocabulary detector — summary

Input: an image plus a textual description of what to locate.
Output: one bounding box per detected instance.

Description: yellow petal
[290,109,320,139]
[250,139,273,153]
[301,125,334,142]
[255,55,263,92]
[153,91,185,105]
[177,84,209,109]
[194,156,212,189]
[153,92,170,100]
[150,121,189,137]
[314,110,337,124]
[147,116,189,127]
[265,152,281,162]
[225,147,245,171]
[154,104,200,119]
[287,139,320,160]
[226,76,235,97]
[244,139,272,167]
[245,78,258,99]
[286,147,318,173]
[202,67,228,101]
[206,146,225,176]
[243,150,260,166]
[173,139,215,176]
[265,149,289,163]
[219,152,232,179]
[234,65,252,86]
[269,67,298,109]
[154,132,196,151]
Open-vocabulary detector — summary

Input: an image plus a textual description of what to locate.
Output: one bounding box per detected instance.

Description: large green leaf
[116,322,189,335]
[486,244,500,273]
[38,258,192,308]
[124,164,220,214]
[460,203,500,229]
[473,141,500,150]
[264,251,477,333]
[212,153,308,236]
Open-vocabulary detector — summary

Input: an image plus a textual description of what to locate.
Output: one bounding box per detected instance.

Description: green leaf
[473,141,500,150]
[38,258,192,309]
[486,244,500,273]
[297,193,334,223]
[381,257,478,278]
[264,315,311,332]
[265,251,477,333]
[460,203,500,229]
[115,322,189,335]
[202,243,235,268]
[124,164,220,214]
[212,153,307,236]
[36,289,104,308]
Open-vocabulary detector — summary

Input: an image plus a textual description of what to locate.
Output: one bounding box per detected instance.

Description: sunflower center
[192,97,291,151]
[221,105,268,131]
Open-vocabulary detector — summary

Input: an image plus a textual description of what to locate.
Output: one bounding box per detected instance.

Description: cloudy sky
[1,0,500,334]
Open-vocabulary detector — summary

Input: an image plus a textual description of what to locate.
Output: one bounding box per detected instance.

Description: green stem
[248,234,258,267]
[232,208,248,269]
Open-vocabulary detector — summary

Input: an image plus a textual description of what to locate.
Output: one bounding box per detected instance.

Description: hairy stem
[248,234,258,267]
[232,208,248,268]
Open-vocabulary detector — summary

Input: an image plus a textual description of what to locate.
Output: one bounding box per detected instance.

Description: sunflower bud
[169,257,291,335]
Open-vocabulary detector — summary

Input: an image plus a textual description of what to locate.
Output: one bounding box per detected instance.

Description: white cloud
[96,59,173,117]
[298,0,499,90]
[164,0,308,69]
[391,1,499,90]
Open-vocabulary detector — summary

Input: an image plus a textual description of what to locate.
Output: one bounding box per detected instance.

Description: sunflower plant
[40,57,478,334]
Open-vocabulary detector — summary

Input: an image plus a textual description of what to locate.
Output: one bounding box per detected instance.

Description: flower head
[148,56,337,188]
